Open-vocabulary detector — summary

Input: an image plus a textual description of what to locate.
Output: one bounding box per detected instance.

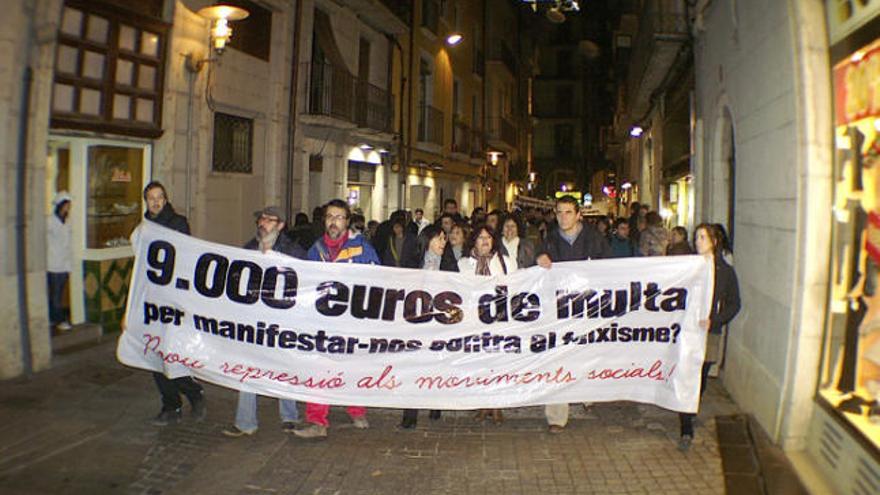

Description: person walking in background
[459,224,515,426]
[536,195,610,433]
[295,199,379,439]
[223,206,304,437]
[666,226,693,255]
[399,225,458,429]
[678,223,741,451]
[382,216,418,268]
[609,218,638,258]
[47,191,72,333]
[639,211,669,256]
[140,181,207,427]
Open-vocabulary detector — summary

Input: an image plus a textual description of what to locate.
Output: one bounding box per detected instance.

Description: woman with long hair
[458,224,515,425]
[399,225,458,429]
[499,215,536,269]
[678,223,741,451]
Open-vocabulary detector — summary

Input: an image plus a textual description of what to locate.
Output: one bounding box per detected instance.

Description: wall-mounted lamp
[359,143,374,150]
[629,126,644,138]
[446,32,463,46]
[186,4,249,72]
[620,181,633,190]
[488,151,502,165]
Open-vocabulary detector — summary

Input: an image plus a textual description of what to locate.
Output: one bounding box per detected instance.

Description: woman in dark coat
[678,223,741,451]
[399,225,458,429]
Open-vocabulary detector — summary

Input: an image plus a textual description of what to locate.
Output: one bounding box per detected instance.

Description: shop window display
[820,36,880,448]
[86,145,143,248]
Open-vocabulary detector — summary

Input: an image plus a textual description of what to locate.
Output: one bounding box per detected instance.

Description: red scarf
[322,231,349,261]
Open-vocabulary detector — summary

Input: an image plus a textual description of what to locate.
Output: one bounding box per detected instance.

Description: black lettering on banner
[226,260,262,304]
[261,267,298,309]
[511,292,541,322]
[146,240,176,286]
[433,291,464,324]
[194,253,229,298]
[403,290,433,324]
[316,281,349,316]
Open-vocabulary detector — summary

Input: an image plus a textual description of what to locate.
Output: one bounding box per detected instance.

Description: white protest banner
[117,221,714,413]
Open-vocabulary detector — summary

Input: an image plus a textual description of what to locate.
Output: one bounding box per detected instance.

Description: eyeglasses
[257,215,280,224]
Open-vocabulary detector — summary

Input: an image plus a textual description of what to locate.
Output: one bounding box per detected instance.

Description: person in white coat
[46,191,72,332]
[458,224,515,424]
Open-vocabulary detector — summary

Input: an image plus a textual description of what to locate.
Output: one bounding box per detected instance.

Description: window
[421,0,439,34]
[212,113,253,174]
[554,124,573,158]
[52,0,168,137]
[220,0,272,61]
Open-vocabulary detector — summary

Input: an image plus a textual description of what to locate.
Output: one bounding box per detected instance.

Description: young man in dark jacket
[536,195,611,433]
[142,181,206,426]
[223,206,303,437]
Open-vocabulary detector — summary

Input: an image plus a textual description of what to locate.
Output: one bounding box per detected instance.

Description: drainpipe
[16,66,34,377]
[405,0,415,208]
[285,0,304,221]
[386,33,406,211]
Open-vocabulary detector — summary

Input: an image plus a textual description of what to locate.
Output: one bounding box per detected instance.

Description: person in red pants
[293,199,380,439]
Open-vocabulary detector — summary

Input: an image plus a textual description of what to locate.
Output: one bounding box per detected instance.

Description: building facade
[613,0,880,491]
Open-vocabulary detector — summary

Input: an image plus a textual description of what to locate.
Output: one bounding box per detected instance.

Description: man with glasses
[536,195,611,433]
[294,199,380,439]
[222,206,306,437]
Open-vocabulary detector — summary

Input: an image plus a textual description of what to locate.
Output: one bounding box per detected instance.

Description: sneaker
[678,434,693,452]
[222,426,255,437]
[56,321,72,332]
[548,424,565,434]
[292,423,327,439]
[191,395,207,422]
[352,416,370,429]
[152,409,181,426]
[281,420,300,433]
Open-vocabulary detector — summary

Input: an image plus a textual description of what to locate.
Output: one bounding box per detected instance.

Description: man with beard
[141,181,207,426]
[223,206,305,437]
[47,191,72,333]
[294,199,379,439]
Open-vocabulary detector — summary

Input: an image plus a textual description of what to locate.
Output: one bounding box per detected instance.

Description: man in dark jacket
[536,195,610,433]
[609,218,638,258]
[142,181,206,426]
[223,206,303,437]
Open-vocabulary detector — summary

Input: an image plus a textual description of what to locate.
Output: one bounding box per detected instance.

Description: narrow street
[0,340,744,495]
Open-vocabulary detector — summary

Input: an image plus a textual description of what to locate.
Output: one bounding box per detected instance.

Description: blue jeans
[234,392,299,433]
[47,272,69,325]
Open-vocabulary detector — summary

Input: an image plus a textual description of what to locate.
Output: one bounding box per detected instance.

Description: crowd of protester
[137,182,740,450]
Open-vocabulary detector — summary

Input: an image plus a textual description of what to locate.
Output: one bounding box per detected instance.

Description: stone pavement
[0,340,743,495]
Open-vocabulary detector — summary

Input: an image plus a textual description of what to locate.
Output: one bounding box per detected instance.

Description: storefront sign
[834,39,880,126]
[117,222,715,413]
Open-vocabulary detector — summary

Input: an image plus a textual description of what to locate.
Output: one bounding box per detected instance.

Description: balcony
[417,103,444,145]
[470,128,485,159]
[626,0,688,121]
[487,40,517,75]
[487,116,517,149]
[451,116,471,154]
[355,80,392,133]
[304,62,355,123]
[303,63,392,133]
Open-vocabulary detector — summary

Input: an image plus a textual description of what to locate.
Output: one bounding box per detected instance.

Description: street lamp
[186,4,249,72]
[446,32,463,46]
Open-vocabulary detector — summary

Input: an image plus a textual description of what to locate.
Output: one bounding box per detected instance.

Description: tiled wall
[83,257,133,333]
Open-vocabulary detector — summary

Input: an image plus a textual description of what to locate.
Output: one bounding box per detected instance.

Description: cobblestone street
[0,340,741,495]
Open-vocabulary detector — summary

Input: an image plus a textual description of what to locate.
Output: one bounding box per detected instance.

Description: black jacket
[538,222,611,262]
[243,233,307,259]
[500,237,537,268]
[710,257,741,334]
[145,203,190,234]
[382,232,419,268]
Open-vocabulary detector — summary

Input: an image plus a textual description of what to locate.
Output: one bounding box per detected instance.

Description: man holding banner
[536,195,611,433]
[294,199,380,439]
[222,206,305,437]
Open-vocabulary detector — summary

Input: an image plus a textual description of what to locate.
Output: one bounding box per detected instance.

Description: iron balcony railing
[452,115,471,154]
[304,62,355,122]
[470,128,485,158]
[304,62,392,133]
[417,103,444,145]
[355,80,392,132]
[488,116,517,148]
